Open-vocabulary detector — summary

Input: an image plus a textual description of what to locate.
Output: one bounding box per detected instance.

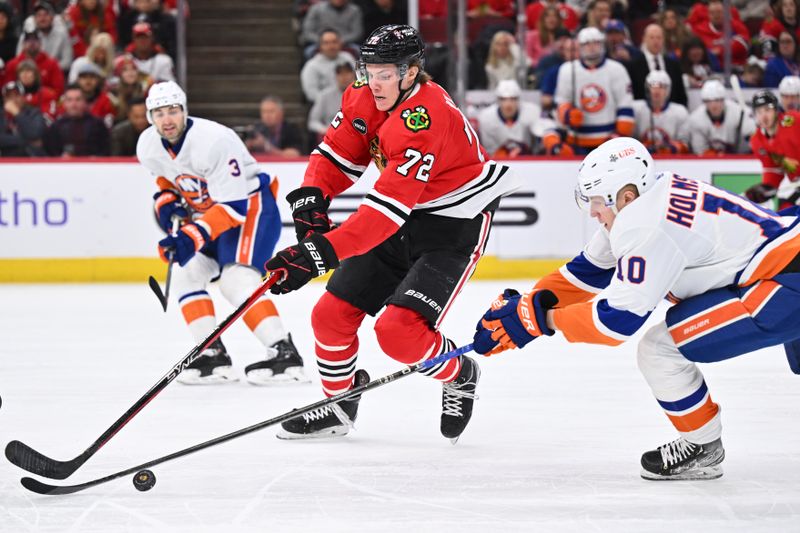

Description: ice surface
[1,282,799,532]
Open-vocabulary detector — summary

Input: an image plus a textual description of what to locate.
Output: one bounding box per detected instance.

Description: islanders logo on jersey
[175,174,214,212]
[579,83,607,113]
[401,106,431,132]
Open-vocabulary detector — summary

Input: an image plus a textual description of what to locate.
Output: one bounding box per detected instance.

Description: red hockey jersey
[750,110,800,189]
[304,80,518,260]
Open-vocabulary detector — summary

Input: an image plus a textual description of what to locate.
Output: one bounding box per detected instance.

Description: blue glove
[158,223,209,267]
[153,189,189,233]
[473,288,558,356]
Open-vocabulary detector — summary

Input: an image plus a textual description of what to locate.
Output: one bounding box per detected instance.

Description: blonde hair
[87,32,115,77]
[487,31,516,68]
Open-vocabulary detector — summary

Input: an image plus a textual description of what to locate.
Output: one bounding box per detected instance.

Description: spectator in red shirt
[688,0,750,67]
[65,0,117,58]
[4,31,65,97]
[73,61,116,128]
[761,0,800,45]
[526,1,579,32]
[16,60,57,121]
[467,0,514,18]
[118,0,177,60]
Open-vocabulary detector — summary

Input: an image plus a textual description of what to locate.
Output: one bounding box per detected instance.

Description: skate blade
[177,367,238,385]
[449,437,459,445]
[640,465,723,481]
[245,366,311,386]
[276,426,350,440]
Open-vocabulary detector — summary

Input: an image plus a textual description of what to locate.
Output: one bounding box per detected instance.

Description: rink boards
[0,156,762,282]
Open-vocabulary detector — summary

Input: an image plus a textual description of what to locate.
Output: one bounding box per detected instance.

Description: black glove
[745,183,777,204]
[265,233,339,294]
[286,186,331,241]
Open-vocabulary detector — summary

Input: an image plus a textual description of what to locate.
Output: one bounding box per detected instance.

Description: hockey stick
[148,217,180,311]
[730,74,748,153]
[20,343,475,495]
[5,272,282,480]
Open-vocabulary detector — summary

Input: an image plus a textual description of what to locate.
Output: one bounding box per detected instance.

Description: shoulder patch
[782,114,795,127]
[401,106,431,132]
[352,79,367,89]
[352,117,367,134]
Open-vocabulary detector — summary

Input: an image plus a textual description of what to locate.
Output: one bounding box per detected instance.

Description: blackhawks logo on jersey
[782,114,795,128]
[401,106,431,132]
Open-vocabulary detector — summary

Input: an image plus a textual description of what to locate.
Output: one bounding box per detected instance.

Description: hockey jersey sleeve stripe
[575,122,618,133]
[363,193,410,226]
[196,201,247,240]
[656,380,709,412]
[551,300,625,346]
[416,165,509,213]
[595,299,651,336]
[738,221,800,286]
[563,252,614,290]
[534,268,598,307]
[313,142,367,181]
[616,107,634,118]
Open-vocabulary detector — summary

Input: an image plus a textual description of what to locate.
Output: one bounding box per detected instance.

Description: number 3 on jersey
[397,148,435,182]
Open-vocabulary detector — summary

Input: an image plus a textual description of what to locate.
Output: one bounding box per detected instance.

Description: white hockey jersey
[137,117,266,237]
[542,173,799,345]
[632,100,691,152]
[477,101,543,155]
[554,57,634,148]
[688,100,755,155]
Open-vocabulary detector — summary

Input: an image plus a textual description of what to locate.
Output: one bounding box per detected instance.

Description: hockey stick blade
[5,441,86,480]
[20,343,473,495]
[147,274,168,311]
[7,273,281,480]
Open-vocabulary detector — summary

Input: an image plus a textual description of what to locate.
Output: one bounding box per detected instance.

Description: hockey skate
[245,334,310,385]
[177,339,237,385]
[440,355,481,444]
[640,437,725,480]
[277,369,370,440]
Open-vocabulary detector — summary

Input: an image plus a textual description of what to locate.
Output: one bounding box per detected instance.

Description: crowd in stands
[3,0,800,161]
[0,0,179,157]
[290,0,800,161]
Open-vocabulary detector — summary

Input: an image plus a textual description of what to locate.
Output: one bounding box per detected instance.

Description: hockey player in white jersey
[473,137,800,480]
[778,75,800,111]
[138,81,308,385]
[688,79,755,155]
[554,27,634,153]
[632,70,690,154]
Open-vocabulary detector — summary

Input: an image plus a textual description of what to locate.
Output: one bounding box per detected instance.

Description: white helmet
[145,81,187,124]
[779,75,800,96]
[575,137,656,212]
[700,79,726,102]
[645,69,671,93]
[577,27,605,45]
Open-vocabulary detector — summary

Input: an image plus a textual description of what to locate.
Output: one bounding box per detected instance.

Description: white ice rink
[1,281,799,532]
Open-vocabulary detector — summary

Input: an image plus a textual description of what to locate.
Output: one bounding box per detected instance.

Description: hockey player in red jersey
[746,91,800,210]
[264,25,519,442]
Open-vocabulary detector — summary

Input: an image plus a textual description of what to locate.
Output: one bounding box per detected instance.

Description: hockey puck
[133,469,156,492]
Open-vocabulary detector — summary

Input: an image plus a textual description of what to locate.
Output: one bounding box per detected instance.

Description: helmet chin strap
[387,66,419,112]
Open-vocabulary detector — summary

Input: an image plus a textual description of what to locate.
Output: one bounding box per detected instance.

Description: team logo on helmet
[782,114,795,127]
[579,83,607,113]
[352,79,367,88]
[401,106,431,132]
[175,174,213,212]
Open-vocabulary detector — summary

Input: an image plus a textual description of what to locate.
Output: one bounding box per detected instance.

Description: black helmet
[360,25,425,70]
[752,90,779,110]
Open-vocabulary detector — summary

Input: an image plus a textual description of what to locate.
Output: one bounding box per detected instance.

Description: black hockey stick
[20,343,475,495]
[5,272,282,480]
[148,218,180,311]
